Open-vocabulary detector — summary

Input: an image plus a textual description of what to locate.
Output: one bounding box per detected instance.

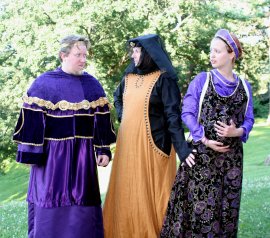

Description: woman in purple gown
[160,29,254,237]
[13,35,116,238]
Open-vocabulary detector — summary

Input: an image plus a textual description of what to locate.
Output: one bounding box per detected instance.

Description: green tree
[0,0,268,171]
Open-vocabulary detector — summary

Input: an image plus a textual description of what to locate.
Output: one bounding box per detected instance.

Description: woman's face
[131,47,142,66]
[210,38,234,69]
[61,42,88,75]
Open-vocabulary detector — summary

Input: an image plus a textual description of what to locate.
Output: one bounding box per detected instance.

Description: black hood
[125,34,178,80]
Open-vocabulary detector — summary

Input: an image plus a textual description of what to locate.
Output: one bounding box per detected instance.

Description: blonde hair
[58,35,90,62]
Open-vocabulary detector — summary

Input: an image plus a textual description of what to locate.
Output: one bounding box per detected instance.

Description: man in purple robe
[13,34,116,238]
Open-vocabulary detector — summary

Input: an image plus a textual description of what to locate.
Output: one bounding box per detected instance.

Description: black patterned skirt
[160,140,243,238]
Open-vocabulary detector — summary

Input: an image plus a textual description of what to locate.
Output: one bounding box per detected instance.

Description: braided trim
[23,95,112,111]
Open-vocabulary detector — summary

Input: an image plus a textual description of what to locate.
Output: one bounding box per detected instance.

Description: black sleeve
[159,73,192,161]
[93,103,116,161]
[113,77,125,122]
[13,105,46,165]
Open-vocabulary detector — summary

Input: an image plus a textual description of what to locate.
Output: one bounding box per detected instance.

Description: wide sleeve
[13,103,46,164]
[93,103,116,160]
[113,77,125,122]
[240,80,254,142]
[181,72,207,142]
[159,73,192,162]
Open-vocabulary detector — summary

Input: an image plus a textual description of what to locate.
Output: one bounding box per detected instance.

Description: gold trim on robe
[22,95,112,111]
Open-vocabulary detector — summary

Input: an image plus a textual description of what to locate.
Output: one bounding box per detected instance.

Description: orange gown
[103,71,176,238]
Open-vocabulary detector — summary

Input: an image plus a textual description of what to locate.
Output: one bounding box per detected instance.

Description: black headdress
[125,34,178,81]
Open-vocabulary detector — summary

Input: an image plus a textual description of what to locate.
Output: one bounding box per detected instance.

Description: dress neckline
[211,69,238,87]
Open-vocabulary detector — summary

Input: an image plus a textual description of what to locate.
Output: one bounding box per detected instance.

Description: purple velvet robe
[182,69,254,142]
[13,68,116,238]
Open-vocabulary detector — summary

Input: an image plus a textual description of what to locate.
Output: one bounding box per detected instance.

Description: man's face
[61,42,88,75]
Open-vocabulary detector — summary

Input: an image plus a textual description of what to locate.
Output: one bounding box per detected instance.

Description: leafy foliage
[0,0,269,171]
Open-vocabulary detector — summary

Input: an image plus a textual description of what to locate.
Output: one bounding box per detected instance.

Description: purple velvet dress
[13,68,116,238]
[160,69,254,237]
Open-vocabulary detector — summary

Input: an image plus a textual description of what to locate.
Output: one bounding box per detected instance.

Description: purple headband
[214,29,239,59]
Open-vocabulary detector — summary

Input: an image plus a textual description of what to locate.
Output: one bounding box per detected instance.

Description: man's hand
[96,154,110,167]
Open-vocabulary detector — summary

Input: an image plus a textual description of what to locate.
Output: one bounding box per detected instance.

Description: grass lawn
[0,124,269,237]
[238,123,270,238]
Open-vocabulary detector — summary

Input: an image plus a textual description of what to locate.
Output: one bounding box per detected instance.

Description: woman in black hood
[103,34,195,237]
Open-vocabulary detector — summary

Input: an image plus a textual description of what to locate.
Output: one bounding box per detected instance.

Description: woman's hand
[184,150,196,167]
[207,140,230,153]
[214,119,243,138]
[202,137,230,153]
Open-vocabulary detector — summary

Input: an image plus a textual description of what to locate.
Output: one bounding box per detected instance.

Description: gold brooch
[130,42,135,47]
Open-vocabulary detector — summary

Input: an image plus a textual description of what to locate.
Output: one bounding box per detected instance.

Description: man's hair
[58,35,90,62]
